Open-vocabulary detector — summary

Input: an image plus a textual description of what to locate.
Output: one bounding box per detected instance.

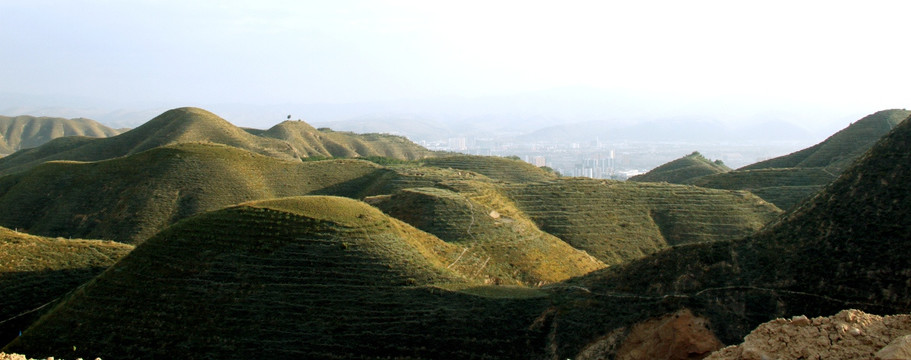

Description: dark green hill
[421,155,556,183]
[0,143,390,244]
[503,178,780,265]
[0,107,435,176]
[629,151,730,184]
[0,115,122,155]
[539,111,911,358]
[4,196,550,359]
[690,110,909,210]
[261,121,434,160]
[0,227,132,347]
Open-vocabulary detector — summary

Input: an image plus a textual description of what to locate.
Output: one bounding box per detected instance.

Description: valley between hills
[0,107,909,359]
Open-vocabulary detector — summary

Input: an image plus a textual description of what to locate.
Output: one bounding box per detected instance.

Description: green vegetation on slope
[688,110,909,210]
[0,115,122,155]
[5,196,550,359]
[0,227,132,347]
[422,155,557,183]
[539,112,911,359]
[504,178,781,265]
[0,107,436,176]
[372,184,606,285]
[629,151,730,184]
[0,143,390,243]
[741,109,909,171]
[261,120,434,160]
[688,167,836,210]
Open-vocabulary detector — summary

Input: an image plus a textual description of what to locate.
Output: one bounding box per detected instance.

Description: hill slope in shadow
[541,108,911,359]
[0,227,132,347]
[4,196,551,359]
[0,115,123,155]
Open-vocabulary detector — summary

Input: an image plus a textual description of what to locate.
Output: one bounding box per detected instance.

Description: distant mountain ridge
[0,115,122,155]
[0,107,434,176]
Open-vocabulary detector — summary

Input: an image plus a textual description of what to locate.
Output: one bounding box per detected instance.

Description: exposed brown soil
[707,310,911,360]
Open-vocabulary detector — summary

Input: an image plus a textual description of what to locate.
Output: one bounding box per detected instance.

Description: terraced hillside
[741,109,909,171]
[261,120,434,160]
[0,107,435,176]
[0,143,391,243]
[372,183,606,285]
[540,111,911,359]
[0,227,132,347]
[4,196,551,359]
[629,151,730,184]
[689,109,909,210]
[422,155,556,183]
[0,115,122,155]
[504,178,781,265]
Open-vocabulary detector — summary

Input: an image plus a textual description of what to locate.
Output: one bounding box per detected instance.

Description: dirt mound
[576,308,724,360]
[707,310,911,360]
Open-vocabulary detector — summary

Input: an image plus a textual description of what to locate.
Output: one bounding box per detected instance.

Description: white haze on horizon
[1,0,910,135]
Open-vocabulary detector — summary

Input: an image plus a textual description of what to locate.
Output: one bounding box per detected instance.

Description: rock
[877,335,911,360]
[707,310,911,360]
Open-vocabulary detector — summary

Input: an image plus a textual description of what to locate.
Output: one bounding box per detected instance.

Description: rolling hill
[0,143,391,244]
[0,227,132,347]
[684,109,910,210]
[4,196,552,359]
[503,178,780,265]
[628,151,730,184]
[0,115,122,155]
[371,183,606,285]
[0,107,434,176]
[539,108,911,359]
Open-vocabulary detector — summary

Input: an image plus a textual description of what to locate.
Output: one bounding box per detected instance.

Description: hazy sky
[2,1,910,127]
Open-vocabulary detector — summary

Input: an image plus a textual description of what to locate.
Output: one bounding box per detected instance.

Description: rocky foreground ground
[708,310,911,360]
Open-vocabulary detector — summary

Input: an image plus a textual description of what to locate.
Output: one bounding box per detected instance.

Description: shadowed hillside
[4,196,551,359]
[503,178,781,265]
[0,143,391,243]
[0,107,435,176]
[539,109,911,359]
[688,109,909,210]
[0,115,123,155]
[0,227,132,347]
[629,151,730,184]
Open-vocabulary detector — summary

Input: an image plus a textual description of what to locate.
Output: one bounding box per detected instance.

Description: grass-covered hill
[0,115,122,155]
[260,120,434,160]
[0,107,434,176]
[686,109,909,210]
[421,155,557,183]
[741,109,909,171]
[503,178,781,265]
[628,151,730,184]
[0,143,391,244]
[4,196,552,359]
[0,227,132,347]
[371,183,606,285]
[539,110,911,359]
